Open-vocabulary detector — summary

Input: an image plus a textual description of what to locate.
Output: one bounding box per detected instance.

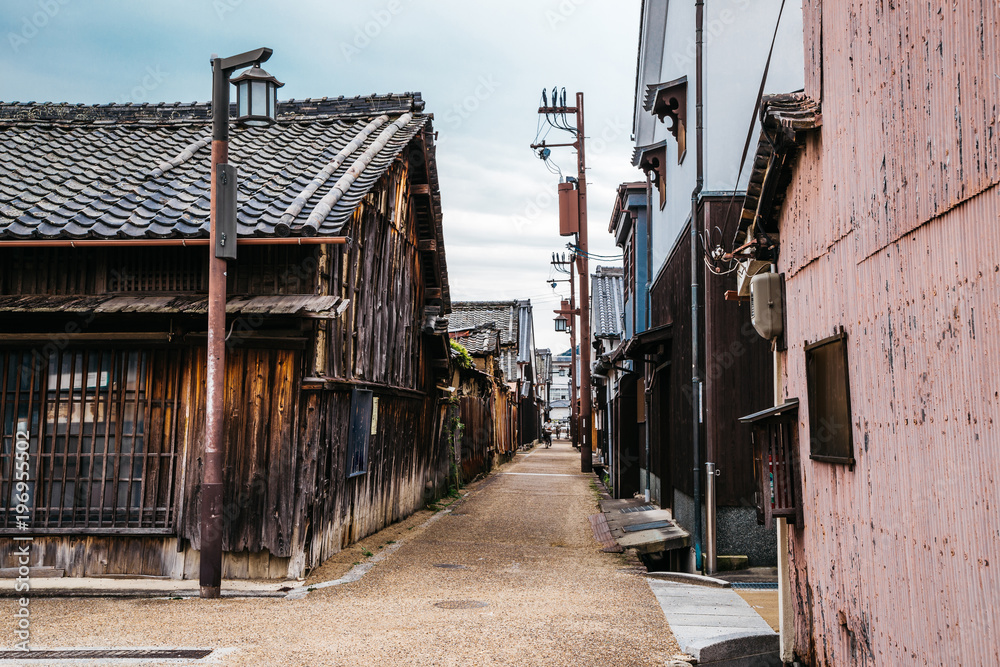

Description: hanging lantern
[231,64,284,127]
[554,314,568,332]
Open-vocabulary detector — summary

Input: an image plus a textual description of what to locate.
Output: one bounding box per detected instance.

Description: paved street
[5,441,687,666]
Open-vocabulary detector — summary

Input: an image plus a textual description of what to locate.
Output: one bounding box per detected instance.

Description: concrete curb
[644,571,732,588]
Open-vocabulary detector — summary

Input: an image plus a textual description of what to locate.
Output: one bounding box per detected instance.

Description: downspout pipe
[645,172,654,503]
[691,0,705,572]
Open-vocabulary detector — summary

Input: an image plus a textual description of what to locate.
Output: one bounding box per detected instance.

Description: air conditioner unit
[750,272,784,340]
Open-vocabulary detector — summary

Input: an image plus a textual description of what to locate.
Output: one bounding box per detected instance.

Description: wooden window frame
[805,329,855,466]
[346,388,374,478]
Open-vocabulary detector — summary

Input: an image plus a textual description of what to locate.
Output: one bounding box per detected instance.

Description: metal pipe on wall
[690,0,705,572]
[705,461,717,574]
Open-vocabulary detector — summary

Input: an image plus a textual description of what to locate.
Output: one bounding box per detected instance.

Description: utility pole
[533,91,593,473]
[550,253,579,449]
[568,258,579,450]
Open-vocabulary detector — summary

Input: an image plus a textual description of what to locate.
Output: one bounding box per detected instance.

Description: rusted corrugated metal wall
[781,2,1000,664]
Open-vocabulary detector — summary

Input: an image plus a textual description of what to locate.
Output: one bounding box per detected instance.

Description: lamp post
[202,48,283,600]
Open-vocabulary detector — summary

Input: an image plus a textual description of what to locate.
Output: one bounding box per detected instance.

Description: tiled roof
[592,266,624,339]
[449,301,519,346]
[450,301,526,381]
[450,326,500,356]
[0,95,428,239]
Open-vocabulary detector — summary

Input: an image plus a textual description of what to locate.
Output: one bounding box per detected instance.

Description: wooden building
[589,266,624,474]
[0,94,451,580]
[444,332,518,482]
[609,0,803,568]
[448,301,541,446]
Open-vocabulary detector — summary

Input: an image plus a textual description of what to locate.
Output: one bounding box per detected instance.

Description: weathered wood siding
[650,224,694,506]
[0,139,449,580]
[297,388,440,570]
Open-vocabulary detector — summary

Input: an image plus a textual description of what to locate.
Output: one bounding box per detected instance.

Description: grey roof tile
[0,95,428,240]
[592,266,625,339]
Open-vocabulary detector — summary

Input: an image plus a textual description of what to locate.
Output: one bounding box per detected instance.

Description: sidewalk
[2,442,690,666]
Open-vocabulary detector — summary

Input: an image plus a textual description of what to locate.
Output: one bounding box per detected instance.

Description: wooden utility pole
[533,92,593,473]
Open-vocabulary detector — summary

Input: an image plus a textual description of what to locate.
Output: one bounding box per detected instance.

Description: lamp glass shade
[554,316,568,332]
[231,64,284,127]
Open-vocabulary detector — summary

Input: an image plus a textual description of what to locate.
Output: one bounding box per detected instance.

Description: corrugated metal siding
[778,3,1000,658]
[784,188,1000,665]
[787,1,1000,274]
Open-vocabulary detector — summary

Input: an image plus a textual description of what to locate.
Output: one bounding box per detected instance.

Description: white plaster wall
[636,0,804,276]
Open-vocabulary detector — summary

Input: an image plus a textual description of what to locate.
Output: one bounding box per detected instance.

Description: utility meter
[750,271,784,340]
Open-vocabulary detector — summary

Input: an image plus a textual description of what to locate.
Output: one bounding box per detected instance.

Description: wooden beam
[418,239,437,252]
[411,184,431,196]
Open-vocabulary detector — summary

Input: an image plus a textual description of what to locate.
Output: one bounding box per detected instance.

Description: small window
[347,389,374,478]
[805,330,855,465]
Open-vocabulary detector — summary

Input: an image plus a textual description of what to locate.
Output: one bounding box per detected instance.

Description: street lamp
[201,47,280,600]
[554,314,568,332]
[231,64,284,127]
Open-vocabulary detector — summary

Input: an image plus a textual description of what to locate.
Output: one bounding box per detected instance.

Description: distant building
[449,300,541,444]
[590,266,624,467]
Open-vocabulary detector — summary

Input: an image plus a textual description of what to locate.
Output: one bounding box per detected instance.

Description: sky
[0,0,641,354]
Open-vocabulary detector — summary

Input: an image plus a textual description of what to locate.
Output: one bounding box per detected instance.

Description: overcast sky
[0,0,640,354]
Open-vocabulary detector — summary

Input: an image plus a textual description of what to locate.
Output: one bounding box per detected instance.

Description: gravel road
[3,441,686,666]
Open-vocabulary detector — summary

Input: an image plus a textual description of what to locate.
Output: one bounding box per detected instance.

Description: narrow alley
[6,442,689,666]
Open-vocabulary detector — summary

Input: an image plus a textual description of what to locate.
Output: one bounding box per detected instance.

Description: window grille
[0,348,181,533]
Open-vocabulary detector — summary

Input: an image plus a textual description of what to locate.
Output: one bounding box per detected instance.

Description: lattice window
[0,348,181,533]
[741,399,802,529]
[107,248,206,293]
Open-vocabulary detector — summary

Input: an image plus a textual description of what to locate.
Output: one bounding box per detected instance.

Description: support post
[201,55,229,600]
[705,461,717,574]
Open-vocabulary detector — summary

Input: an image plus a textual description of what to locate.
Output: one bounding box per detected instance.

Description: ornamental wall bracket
[643,77,687,164]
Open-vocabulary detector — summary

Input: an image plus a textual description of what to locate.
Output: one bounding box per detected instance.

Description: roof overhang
[0,294,349,318]
[736,94,821,257]
[611,322,673,362]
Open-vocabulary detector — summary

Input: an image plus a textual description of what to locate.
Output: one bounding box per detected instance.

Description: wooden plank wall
[649,224,694,504]
[321,161,423,387]
[701,198,774,506]
[178,347,301,559]
[298,388,440,572]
